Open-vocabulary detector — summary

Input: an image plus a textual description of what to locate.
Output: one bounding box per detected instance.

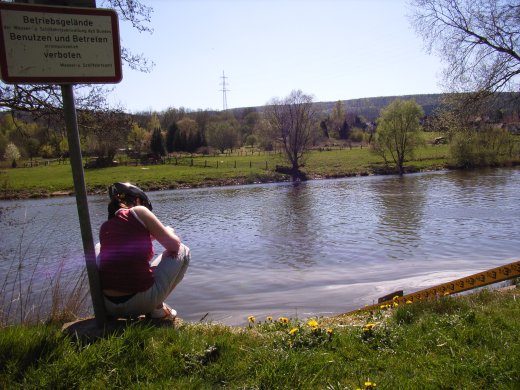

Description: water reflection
[372,175,426,260]
[265,183,318,269]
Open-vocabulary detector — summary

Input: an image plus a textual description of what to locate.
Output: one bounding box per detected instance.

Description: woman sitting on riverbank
[98,182,190,320]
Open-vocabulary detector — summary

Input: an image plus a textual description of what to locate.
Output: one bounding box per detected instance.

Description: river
[1,167,519,325]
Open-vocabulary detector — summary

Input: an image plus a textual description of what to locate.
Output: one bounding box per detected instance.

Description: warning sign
[0,3,122,84]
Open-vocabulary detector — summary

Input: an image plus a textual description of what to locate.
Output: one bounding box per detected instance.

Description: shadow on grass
[62,316,179,345]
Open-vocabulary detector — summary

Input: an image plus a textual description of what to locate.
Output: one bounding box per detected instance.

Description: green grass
[0,145,450,199]
[1,287,518,389]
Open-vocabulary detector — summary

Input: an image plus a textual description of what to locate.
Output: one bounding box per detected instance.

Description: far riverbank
[0,146,453,200]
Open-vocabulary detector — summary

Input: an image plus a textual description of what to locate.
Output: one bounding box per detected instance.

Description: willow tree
[265,90,317,180]
[374,99,424,175]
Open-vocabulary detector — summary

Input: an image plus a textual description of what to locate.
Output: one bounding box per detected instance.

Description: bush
[39,144,55,159]
[449,126,517,168]
[84,157,119,169]
[350,128,365,142]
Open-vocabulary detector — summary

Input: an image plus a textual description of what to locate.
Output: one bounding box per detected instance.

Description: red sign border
[0,2,122,84]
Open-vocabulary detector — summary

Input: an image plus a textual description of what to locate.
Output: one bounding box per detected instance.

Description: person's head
[107,182,153,218]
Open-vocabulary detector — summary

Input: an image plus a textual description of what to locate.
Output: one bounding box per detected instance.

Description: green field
[1,286,518,389]
[0,144,450,199]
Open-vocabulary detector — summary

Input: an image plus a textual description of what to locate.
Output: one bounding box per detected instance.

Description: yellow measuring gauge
[347,260,520,315]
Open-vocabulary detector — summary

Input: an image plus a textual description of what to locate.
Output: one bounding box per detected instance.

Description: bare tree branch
[409,0,520,95]
[265,90,317,180]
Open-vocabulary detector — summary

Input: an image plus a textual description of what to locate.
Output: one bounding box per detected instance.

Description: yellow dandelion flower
[307,319,319,327]
[266,316,273,322]
[326,328,333,334]
[289,327,299,335]
[406,300,413,304]
[364,380,377,388]
[247,315,256,323]
[392,295,400,300]
[278,317,289,324]
[393,302,399,307]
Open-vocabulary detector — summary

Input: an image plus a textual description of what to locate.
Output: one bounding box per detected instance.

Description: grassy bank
[0,145,450,199]
[1,286,518,389]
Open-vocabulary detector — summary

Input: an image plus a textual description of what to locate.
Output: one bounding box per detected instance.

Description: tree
[245,134,257,149]
[59,137,69,157]
[4,142,20,166]
[80,108,132,166]
[330,100,346,139]
[0,131,8,158]
[319,120,329,138]
[146,113,161,133]
[338,119,351,140]
[39,144,54,158]
[25,137,40,162]
[127,122,147,156]
[252,117,276,151]
[265,90,317,179]
[166,121,179,154]
[374,99,424,175]
[205,120,239,153]
[176,117,202,153]
[160,107,187,130]
[239,110,260,143]
[150,127,166,157]
[409,0,520,98]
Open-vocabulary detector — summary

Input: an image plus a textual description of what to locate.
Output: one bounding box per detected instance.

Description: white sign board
[0,3,122,84]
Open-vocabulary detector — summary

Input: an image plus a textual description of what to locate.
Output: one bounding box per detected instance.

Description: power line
[219,70,230,111]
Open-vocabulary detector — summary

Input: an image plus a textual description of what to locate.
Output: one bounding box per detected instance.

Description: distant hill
[234,94,445,122]
[315,94,445,121]
[238,92,519,122]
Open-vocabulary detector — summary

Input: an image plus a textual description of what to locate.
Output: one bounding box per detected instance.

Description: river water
[1,167,519,325]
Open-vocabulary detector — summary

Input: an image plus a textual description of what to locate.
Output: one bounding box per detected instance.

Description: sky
[108,0,444,113]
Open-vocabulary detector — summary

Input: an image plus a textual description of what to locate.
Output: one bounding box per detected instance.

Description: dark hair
[108,199,127,219]
[107,182,152,219]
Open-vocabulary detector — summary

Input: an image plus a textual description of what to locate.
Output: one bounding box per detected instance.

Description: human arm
[132,205,181,254]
